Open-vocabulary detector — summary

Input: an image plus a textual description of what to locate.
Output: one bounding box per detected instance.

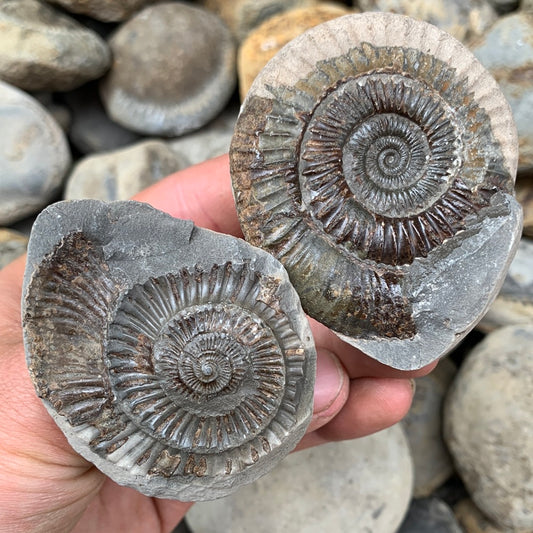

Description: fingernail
[314,349,345,415]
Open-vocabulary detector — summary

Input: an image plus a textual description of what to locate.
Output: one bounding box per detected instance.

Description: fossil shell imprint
[22,200,315,501]
[230,12,523,370]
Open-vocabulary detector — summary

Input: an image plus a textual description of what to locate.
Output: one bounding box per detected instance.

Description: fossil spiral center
[108,287,288,452]
[156,329,248,399]
[342,113,430,206]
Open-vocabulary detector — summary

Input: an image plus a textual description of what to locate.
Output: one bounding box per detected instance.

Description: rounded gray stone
[168,105,238,167]
[187,425,413,533]
[100,2,236,137]
[398,498,464,533]
[64,140,187,201]
[44,0,158,22]
[444,325,533,530]
[0,81,71,225]
[470,12,533,171]
[63,82,141,155]
[454,498,532,533]
[0,0,111,92]
[403,357,456,498]
[357,0,497,43]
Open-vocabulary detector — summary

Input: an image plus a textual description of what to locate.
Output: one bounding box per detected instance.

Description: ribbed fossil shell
[22,200,315,501]
[230,13,523,370]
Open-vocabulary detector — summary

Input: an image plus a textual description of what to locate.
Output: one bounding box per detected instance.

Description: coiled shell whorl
[22,200,315,501]
[230,12,523,370]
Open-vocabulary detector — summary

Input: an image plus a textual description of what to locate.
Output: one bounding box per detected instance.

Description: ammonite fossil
[230,12,523,370]
[22,200,315,501]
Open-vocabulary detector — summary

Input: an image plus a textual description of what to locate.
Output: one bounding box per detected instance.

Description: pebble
[397,498,464,533]
[201,0,320,42]
[186,425,413,533]
[32,92,71,133]
[167,105,238,167]
[238,3,352,98]
[0,228,28,270]
[516,177,533,237]
[444,325,533,530]
[357,0,497,43]
[0,81,71,225]
[100,2,236,137]
[455,498,533,533]
[64,140,187,201]
[477,238,533,332]
[470,12,533,171]
[44,0,158,22]
[402,357,456,498]
[63,82,141,155]
[0,0,111,92]
[487,0,520,14]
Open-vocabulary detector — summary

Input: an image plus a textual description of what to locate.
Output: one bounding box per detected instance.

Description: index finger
[133,153,242,237]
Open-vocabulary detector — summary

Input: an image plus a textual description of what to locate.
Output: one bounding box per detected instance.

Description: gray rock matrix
[22,200,316,501]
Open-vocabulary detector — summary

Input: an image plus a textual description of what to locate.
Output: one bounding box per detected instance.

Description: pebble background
[0,1,531,532]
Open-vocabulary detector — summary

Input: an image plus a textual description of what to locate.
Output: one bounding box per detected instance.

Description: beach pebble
[398,498,464,533]
[357,0,497,43]
[0,228,28,270]
[0,81,71,225]
[455,499,533,533]
[201,0,319,42]
[167,105,238,167]
[470,12,533,171]
[44,0,157,22]
[403,358,456,498]
[100,2,236,137]
[186,424,413,533]
[444,325,533,530]
[487,0,519,13]
[63,82,141,155]
[478,238,533,332]
[237,3,352,98]
[516,177,533,237]
[0,0,110,92]
[64,140,186,201]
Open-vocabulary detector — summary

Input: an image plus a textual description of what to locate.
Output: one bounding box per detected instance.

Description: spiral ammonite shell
[22,200,315,501]
[230,12,523,370]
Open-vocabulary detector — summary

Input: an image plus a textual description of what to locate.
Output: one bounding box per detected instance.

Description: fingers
[307,349,350,434]
[133,154,242,237]
[299,376,415,450]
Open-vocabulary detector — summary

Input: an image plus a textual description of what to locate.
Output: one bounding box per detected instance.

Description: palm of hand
[0,156,433,533]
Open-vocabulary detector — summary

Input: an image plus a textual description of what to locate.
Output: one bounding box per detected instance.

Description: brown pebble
[238,3,352,98]
[201,0,319,42]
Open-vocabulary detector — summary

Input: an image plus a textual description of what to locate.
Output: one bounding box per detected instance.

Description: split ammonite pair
[22,13,522,501]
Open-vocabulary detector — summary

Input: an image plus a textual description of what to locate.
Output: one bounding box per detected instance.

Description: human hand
[0,154,435,533]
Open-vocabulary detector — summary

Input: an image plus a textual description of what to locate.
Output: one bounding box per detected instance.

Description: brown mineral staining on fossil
[22,200,315,501]
[230,12,523,370]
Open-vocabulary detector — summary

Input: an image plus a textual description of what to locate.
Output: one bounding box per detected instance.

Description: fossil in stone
[230,12,523,370]
[22,200,315,501]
